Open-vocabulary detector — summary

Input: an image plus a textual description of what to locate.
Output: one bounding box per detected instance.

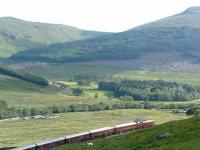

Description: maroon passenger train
[11,120,154,150]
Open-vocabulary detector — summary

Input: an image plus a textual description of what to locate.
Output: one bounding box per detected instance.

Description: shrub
[94,94,99,99]
[186,107,200,116]
[73,88,83,96]
[0,100,8,110]
[119,95,134,101]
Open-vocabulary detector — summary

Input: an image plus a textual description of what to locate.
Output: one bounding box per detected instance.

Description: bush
[77,81,90,86]
[186,107,200,116]
[94,94,99,99]
[30,108,40,116]
[21,108,30,117]
[0,100,8,110]
[99,81,118,91]
[73,88,83,96]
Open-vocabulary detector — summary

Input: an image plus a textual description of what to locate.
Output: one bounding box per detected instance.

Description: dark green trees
[98,80,200,101]
[73,88,83,96]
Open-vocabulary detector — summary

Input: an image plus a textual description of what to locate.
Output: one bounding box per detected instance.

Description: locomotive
[11,120,154,150]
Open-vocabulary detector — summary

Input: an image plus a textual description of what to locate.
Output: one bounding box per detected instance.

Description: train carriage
[137,120,154,129]
[65,132,90,144]
[142,120,154,128]
[11,144,37,150]
[136,121,145,129]
[90,127,114,140]
[114,122,137,134]
[35,137,65,150]
[11,120,154,150]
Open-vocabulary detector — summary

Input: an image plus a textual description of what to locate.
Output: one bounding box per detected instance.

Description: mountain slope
[55,117,200,150]
[132,6,200,30]
[0,17,107,57]
[12,6,200,64]
[0,73,44,92]
[0,65,48,86]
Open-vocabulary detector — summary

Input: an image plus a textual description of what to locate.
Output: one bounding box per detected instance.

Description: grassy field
[25,63,125,81]
[55,117,200,150]
[23,63,200,86]
[0,90,118,108]
[115,69,200,86]
[0,109,188,148]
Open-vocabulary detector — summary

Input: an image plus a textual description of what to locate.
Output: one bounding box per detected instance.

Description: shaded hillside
[55,117,200,150]
[0,17,107,57]
[12,6,200,64]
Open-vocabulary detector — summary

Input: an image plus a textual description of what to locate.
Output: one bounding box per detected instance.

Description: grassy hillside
[0,17,107,57]
[0,65,50,92]
[55,117,200,150]
[12,7,200,64]
[0,65,48,86]
[0,74,43,92]
[0,73,53,108]
[0,109,187,148]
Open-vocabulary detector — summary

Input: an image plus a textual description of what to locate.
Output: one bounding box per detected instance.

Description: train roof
[142,120,154,123]
[89,127,114,133]
[115,122,137,128]
[36,136,65,146]
[10,144,37,150]
[65,131,90,139]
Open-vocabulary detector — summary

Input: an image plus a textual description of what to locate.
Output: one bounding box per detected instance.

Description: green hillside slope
[12,6,200,63]
[0,17,107,57]
[0,74,43,92]
[55,117,200,150]
[0,65,48,86]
